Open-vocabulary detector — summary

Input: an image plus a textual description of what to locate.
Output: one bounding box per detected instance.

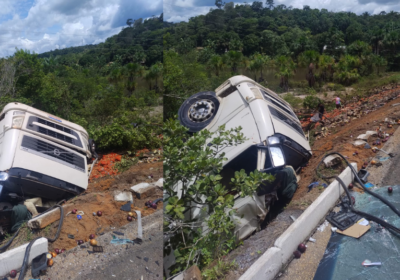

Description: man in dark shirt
[318,103,325,125]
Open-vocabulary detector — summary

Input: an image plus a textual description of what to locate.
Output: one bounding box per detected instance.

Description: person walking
[335,96,341,109]
[317,103,325,125]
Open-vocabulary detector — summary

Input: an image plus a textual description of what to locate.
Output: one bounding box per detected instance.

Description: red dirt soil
[291,86,400,203]
[48,160,163,252]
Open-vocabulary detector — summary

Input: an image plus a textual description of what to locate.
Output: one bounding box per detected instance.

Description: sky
[164,0,400,22]
[0,0,162,58]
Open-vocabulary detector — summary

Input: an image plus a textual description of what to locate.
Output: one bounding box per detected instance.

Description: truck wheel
[178,91,220,133]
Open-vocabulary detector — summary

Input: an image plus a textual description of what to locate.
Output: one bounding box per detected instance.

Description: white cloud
[0,0,161,57]
[165,0,400,23]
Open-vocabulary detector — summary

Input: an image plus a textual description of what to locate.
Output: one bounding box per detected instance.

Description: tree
[275,55,296,92]
[164,119,273,274]
[372,54,387,75]
[266,0,274,9]
[297,50,320,87]
[316,54,335,83]
[333,55,361,85]
[215,0,225,9]
[251,1,263,12]
[123,62,143,96]
[126,19,133,27]
[226,50,243,73]
[208,55,225,76]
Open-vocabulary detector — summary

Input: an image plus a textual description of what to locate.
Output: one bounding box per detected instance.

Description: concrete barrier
[0,237,48,277]
[239,163,356,280]
[239,247,282,280]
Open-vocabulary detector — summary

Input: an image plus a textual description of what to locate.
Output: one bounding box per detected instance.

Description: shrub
[303,94,321,109]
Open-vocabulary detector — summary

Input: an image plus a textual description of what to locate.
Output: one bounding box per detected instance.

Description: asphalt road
[279,123,400,280]
[23,210,163,280]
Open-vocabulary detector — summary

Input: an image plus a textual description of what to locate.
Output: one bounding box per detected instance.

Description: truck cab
[0,103,94,203]
[177,75,312,238]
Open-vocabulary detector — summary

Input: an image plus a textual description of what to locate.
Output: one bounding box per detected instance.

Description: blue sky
[164,0,400,22]
[0,0,162,57]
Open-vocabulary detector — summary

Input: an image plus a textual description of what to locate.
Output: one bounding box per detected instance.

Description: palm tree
[226,50,243,73]
[145,62,163,92]
[316,55,335,83]
[123,63,144,96]
[252,53,270,82]
[107,67,124,84]
[369,28,384,55]
[208,55,224,77]
[42,55,60,72]
[333,55,361,85]
[274,55,296,92]
[297,50,319,87]
[372,54,387,75]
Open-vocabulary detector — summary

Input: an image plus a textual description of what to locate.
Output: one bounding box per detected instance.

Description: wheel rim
[188,99,215,122]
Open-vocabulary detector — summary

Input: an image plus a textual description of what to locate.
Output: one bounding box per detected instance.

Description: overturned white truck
[177,75,312,239]
[0,102,96,204]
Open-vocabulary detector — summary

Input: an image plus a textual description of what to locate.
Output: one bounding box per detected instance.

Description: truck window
[220,146,258,191]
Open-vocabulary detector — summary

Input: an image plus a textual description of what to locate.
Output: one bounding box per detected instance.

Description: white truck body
[0,103,92,201]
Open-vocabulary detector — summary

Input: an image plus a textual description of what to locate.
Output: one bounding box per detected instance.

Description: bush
[164,119,273,274]
[87,115,162,152]
[290,80,308,88]
[303,94,321,109]
[283,93,303,108]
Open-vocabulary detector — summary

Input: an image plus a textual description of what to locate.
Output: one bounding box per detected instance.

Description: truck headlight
[268,136,280,145]
[0,172,9,181]
[269,147,285,168]
[12,116,25,128]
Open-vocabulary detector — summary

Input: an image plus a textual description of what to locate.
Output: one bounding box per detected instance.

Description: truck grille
[37,118,72,134]
[38,126,73,144]
[261,89,297,118]
[268,106,305,137]
[21,135,85,172]
[26,116,83,148]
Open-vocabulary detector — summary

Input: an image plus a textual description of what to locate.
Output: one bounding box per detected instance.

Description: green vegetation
[0,15,163,152]
[113,155,139,173]
[202,260,238,280]
[162,2,400,117]
[164,119,273,275]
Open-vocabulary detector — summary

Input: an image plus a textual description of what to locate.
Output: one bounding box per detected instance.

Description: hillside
[0,14,164,154]
[163,2,400,118]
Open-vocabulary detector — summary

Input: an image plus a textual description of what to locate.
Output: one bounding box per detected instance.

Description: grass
[351,72,400,92]
[202,260,238,280]
[113,156,139,173]
[283,93,303,108]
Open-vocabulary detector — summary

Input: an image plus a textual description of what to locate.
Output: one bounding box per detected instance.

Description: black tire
[178,91,220,133]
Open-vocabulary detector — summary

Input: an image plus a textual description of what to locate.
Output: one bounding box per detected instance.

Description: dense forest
[0,14,164,152]
[163,0,400,118]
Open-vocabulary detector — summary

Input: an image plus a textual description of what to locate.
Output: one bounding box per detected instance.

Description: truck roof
[0,103,89,137]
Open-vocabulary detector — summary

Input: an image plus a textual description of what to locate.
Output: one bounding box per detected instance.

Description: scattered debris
[323,154,342,168]
[113,191,133,202]
[309,237,316,243]
[337,223,371,238]
[293,251,301,259]
[362,260,381,267]
[131,183,156,199]
[317,220,329,232]
[298,243,307,253]
[120,202,132,212]
[365,183,374,188]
